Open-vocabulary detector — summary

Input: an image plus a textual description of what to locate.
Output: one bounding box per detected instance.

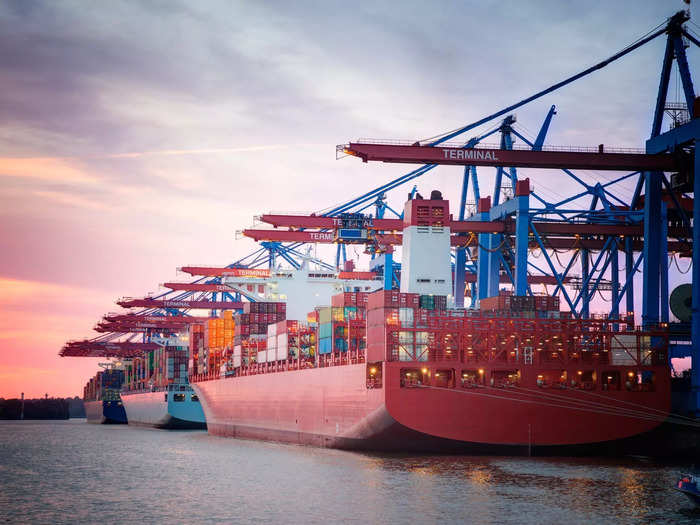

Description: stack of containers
[189,324,205,377]
[317,306,334,354]
[368,290,436,362]
[101,369,124,401]
[243,302,286,335]
[418,294,447,311]
[305,311,318,358]
[330,292,369,353]
[83,376,97,401]
[223,311,234,344]
[480,292,555,317]
[216,318,225,349]
[230,302,286,366]
[268,320,301,361]
[166,343,188,385]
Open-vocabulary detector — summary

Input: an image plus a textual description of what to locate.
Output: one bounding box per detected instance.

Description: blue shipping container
[319,323,333,339]
[319,337,333,354]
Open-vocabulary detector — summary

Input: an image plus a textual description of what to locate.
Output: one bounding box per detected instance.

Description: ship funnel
[430,190,443,200]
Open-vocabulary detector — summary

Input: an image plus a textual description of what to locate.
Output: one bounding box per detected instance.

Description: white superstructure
[399,195,453,297]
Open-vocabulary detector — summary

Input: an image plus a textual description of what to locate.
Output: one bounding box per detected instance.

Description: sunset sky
[1,1,696,398]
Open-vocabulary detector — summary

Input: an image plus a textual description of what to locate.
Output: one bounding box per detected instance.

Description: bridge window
[536,370,566,388]
[173,393,186,402]
[367,362,382,389]
[602,371,621,391]
[491,369,521,387]
[191,394,199,402]
[400,367,428,387]
[573,370,597,390]
[461,369,484,388]
[434,369,455,388]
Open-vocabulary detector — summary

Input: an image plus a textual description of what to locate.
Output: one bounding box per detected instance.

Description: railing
[349,138,647,154]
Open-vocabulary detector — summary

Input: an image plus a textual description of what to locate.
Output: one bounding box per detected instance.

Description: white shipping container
[267,335,277,350]
[277,341,288,361]
[233,345,242,357]
[257,350,266,363]
[267,348,278,362]
[268,323,277,337]
[277,333,288,348]
[233,355,241,367]
[399,307,414,327]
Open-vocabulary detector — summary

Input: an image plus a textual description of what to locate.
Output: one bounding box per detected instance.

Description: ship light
[577,371,583,375]
[478,369,484,375]
[628,371,635,378]
[369,367,377,375]
[421,368,428,374]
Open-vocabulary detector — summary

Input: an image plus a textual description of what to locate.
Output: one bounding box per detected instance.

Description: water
[0,420,698,524]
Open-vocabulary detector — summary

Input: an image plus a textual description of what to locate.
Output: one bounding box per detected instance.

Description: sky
[0,0,697,398]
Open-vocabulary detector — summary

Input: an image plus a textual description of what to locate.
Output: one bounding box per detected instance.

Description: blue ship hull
[85,400,128,424]
[121,386,206,429]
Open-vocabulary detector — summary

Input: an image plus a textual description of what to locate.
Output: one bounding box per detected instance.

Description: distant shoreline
[0,397,85,420]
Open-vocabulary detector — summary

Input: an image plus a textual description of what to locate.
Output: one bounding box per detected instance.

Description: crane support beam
[244,227,691,250]
[95,322,187,333]
[94,325,154,334]
[260,215,403,230]
[117,298,243,309]
[342,142,681,172]
[162,283,246,292]
[463,274,573,285]
[249,222,690,239]
[103,314,214,323]
[179,267,271,278]
[60,341,161,358]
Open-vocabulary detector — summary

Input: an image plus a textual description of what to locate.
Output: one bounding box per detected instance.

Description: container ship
[190,194,671,453]
[83,368,128,424]
[119,335,206,429]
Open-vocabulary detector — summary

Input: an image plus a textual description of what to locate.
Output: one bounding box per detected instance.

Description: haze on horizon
[0,1,695,398]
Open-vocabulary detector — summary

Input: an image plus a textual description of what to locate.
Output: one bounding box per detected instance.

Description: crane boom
[341,142,682,171]
[117,297,243,309]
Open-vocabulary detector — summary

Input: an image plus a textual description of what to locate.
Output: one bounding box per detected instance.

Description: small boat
[676,474,700,506]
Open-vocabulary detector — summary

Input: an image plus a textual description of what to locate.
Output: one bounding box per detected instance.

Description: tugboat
[676,474,700,506]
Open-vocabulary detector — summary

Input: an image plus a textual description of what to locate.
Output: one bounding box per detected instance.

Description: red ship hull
[192,361,670,453]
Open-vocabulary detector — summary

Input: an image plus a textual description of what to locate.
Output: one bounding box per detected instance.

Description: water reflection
[1,422,698,525]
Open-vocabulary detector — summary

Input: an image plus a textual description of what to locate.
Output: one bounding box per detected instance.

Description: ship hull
[84,400,128,424]
[121,389,206,429]
[193,362,670,454]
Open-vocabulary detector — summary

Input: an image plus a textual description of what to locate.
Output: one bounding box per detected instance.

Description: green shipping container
[318,307,332,324]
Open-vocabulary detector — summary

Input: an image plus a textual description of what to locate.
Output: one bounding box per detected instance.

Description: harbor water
[1,420,699,524]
